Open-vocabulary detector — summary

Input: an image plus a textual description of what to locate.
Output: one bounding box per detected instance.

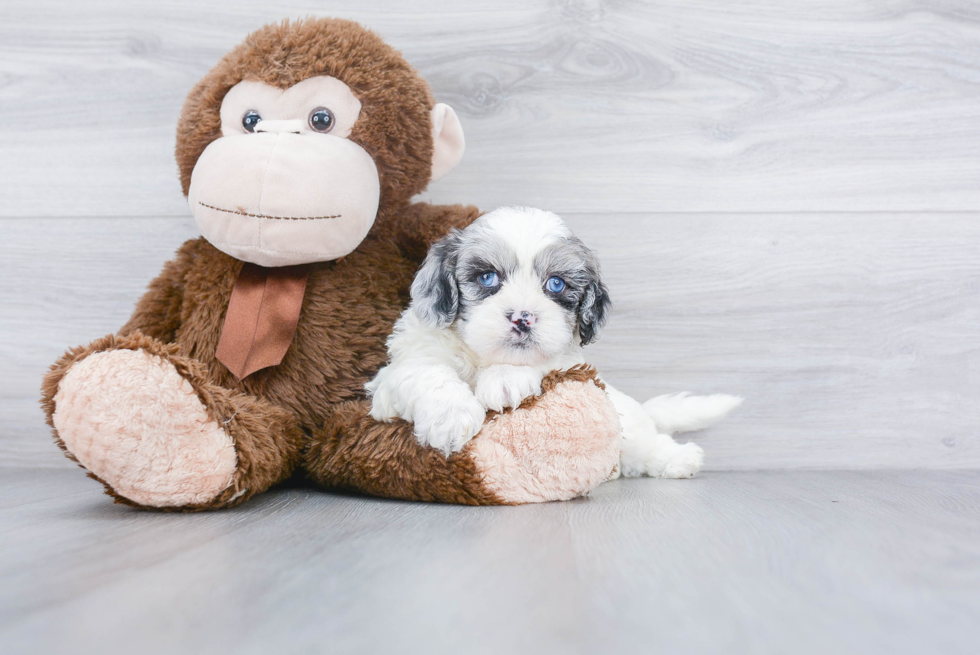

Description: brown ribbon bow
[216,262,310,380]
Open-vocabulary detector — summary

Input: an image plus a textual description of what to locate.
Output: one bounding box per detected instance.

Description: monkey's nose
[254,119,305,134]
[510,311,535,334]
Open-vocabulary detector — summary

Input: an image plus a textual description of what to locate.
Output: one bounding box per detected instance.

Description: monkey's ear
[430,103,465,182]
[411,230,462,328]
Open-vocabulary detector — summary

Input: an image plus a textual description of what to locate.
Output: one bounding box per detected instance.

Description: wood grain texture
[2,1,978,470]
[2,213,977,470]
[1,0,980,216]
[1,469,978,654]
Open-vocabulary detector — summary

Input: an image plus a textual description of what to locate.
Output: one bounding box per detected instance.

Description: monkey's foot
[467,365,621,503]
[51,347,237,508]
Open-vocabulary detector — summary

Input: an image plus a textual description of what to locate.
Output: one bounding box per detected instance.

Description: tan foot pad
[53,349,237,507]
[471,371,621,504]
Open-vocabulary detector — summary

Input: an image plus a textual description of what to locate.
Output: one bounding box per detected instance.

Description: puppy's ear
[577,250,612,346]
[411,230,462,328]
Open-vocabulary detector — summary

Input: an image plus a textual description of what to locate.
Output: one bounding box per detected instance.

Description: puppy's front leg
[474,365,544,412]
[369,363,486,456]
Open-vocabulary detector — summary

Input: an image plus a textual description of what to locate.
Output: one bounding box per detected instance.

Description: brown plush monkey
[40,18,621,510]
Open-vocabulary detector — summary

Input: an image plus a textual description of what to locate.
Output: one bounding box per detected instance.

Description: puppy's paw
[413,386,487,456]
[475,365,544,412]
[661,442,705,479]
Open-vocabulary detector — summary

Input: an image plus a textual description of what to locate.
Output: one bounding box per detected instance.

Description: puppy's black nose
[510,311,535,334]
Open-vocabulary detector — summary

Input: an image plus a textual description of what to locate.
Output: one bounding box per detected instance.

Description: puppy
[367,206,741,478]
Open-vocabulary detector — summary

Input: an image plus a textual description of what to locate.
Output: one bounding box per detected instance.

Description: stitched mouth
[198,202,341,221]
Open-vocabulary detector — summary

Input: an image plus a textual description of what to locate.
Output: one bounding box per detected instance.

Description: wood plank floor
[1,469,978,654]
[3,1,980,216]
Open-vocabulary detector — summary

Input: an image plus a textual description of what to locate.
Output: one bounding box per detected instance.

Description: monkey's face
[188,76,380,267]
[178,19,467,267]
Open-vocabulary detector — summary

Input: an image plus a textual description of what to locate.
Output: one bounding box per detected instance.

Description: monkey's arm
[392,203,482,262]
[118,238,201,342]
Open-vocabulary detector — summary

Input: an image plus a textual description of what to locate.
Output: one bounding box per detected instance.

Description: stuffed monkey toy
[40,18,621,510]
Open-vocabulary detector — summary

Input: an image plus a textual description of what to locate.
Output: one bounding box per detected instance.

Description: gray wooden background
[2,0,978,470]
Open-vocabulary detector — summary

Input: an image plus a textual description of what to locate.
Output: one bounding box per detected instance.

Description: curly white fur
[367,206,741,477]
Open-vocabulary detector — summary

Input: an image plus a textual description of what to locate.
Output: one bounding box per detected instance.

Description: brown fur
[41,201,482,510]
[305,401,504,505]
[41,18,611,510]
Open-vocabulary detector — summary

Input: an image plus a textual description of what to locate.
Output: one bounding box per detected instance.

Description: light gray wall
[1,0,978,469]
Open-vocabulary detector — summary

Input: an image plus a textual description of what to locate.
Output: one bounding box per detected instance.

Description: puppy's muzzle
[510,311,535,334]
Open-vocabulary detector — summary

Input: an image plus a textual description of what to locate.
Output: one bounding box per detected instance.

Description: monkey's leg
[305,366,621,504]
[41,332,303,511]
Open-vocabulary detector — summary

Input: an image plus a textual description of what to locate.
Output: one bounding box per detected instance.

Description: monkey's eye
[546,276,566,293]
[309,107,335,133]
[242,110,262,133]
[478,271,499,288]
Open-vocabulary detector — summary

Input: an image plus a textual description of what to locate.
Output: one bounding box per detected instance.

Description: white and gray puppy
[367,206,741,478]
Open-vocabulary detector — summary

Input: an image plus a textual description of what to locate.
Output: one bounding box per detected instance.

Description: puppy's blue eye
[546,276,566,293]
[478,271,499,287]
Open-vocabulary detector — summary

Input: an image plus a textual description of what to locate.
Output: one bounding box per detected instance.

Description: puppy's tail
[642,393,742,435]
